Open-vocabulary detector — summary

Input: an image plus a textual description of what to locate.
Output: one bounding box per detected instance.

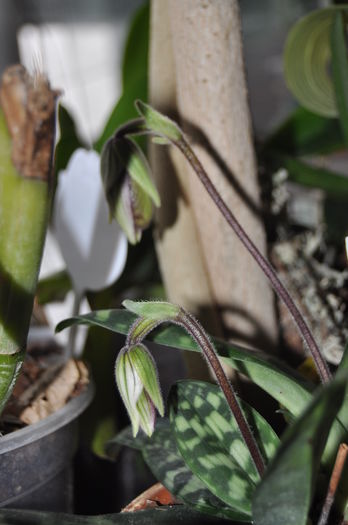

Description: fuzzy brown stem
[178,309,265,477]
[175,138,331,384]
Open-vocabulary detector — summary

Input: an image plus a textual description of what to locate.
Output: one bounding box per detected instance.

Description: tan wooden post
[149,0,278,370]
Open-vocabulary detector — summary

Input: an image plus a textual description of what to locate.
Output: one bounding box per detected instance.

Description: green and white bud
[115,343,164,437]
[135,100,182,143]
[100,136,160,244]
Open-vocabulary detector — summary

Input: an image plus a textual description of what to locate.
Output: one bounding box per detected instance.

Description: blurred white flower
[53,148,128,294]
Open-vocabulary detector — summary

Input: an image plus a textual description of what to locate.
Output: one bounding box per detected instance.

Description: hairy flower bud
[100,136,160,244]
[115,343,164,436]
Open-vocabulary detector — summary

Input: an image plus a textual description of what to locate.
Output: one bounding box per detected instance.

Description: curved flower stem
[174,137,331,384]
[177,309,265,477]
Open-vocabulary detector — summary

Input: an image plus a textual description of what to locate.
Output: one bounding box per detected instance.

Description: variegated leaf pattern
[142,420,249,522]
[170,381,279,515]
[107,419,249,521]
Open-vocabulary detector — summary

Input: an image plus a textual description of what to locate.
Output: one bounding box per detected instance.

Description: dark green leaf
[121,2,149,91]
[94,3,149,152]
[0,506,234,525]
[37,270,72,305]
[170,381,279,516]
[0,351,24,415]
[263,107,343,157]
[267,153,348,199]
[252,372,347,525]
[331,12,348,147]
[108,419,245,521]
[54,105,84,175]
[106,423,150,453]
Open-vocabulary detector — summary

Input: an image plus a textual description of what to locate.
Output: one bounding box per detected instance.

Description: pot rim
[0,379,94,454]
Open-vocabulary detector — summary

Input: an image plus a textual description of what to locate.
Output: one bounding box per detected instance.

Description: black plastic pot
[0,380,94,512]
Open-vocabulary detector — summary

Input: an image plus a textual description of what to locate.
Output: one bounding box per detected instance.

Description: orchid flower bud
[100,136,160,244]
[135,100,182,143]
[115,343,164,436]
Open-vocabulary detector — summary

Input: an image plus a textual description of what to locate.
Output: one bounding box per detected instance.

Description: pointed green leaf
[331,11,348,147]
[55,104,84,174]
[252,372,347,525]
[170,381,279,515]
[135,100,182,142]
[123,300,181,321]
[94,3,149,152]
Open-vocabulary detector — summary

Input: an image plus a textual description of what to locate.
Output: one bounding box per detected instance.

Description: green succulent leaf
[252,372,347,525]
[331,11,348,147]
[123,300,180,321]
[135,100,182,142]
[170,380,279,516]
[284,6,348,117]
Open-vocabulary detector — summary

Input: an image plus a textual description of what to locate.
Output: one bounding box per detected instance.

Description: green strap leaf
[170,381,279,516]
[252,372,347,525]
[284,6,348,117]
[331,11,348,147]
[56,309,314,419]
